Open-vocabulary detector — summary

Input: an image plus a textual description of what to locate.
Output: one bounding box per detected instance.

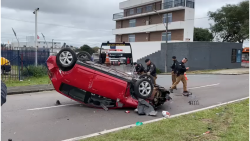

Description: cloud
[1,0,248,47]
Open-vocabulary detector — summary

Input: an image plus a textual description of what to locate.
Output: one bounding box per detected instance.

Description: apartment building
[113,0,195,42]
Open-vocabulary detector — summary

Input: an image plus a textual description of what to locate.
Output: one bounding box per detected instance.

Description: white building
[113,0,195,42]
[112,0,195,61]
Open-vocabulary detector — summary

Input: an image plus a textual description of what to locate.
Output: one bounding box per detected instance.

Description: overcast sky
[1,0,249,47]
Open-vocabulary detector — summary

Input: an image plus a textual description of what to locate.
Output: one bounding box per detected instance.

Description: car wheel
[77,51,92,61]
[139,74,154,85]
[56,48,77,71]
[134,78,153,99]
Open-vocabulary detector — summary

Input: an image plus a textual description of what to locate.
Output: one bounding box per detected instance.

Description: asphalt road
[2,74,249,141]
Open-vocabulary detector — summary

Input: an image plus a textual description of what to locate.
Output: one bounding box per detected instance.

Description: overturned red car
[46,47,171,110]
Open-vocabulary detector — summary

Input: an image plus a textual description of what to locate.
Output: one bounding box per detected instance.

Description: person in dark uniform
[145,59,157,85]
[100,51,106,64]
[170,56,178,90]
[133,62,145,75]
[0,80,7,106]
[169,57,190,96]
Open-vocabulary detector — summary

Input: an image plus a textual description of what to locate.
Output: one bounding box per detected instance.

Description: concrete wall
[137,50,162,70]
[137,42,243,72]
[130,41,162,61]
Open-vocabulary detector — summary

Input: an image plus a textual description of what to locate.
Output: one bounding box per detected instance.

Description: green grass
[83,99,249,141]
[4,75,51,87]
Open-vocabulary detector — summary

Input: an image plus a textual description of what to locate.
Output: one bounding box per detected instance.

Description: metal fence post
[18,50,20,81]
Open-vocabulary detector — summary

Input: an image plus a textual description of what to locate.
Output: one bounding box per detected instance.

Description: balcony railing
[113,0,193,20]
[113,12,124,20]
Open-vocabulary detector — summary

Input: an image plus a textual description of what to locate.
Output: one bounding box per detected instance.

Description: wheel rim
[59,51,73,66]
[138,81,151,96]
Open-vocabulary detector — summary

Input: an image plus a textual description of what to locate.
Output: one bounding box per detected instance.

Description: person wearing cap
[0,80,7,106]
[133,62,145,75]
[145,59,157,85]
[169,57,190,96]
[170,56,178,90]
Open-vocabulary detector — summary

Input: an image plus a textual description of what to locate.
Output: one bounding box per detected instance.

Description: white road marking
[61,97,249,141]
[26,83,220,111]
[26,104,79,111]
[189,83,220,90]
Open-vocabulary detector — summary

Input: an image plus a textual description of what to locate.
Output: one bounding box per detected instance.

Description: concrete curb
[159,72,249,75]
[7,84,55,95]
[7,88,55,95]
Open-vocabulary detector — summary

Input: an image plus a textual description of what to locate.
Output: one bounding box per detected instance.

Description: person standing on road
[145,59,157,85]
[170,56,178,90]
[133,62,145,75]
[169,58,190,96]
[0,80,7,106]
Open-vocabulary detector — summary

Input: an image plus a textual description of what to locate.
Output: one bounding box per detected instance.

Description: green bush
[22,65,47,77]
[156,68,162,74]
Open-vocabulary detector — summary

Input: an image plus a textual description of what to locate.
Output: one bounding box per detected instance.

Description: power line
[2,17,111,32]
[101,16,210,42]
[1,16,210,46]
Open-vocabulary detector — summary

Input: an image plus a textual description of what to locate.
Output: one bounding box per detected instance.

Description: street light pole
[154,10,168,72]
[33,8,39,66]
[52,39,54,54]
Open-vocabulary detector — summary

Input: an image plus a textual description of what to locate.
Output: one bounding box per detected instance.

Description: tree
[92,47,100,53]
[79,44,95,55]
[208,0,249,43]
[193,27,214,41]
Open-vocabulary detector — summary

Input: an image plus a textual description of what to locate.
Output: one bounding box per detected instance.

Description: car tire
[134,78,153,99]
[139,74,155,85]
[77,51,92,61]
[56,48,77,71]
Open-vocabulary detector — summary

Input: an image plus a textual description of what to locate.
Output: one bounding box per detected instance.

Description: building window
[174,0,185,7]
[129,9,134,15]
[129,19,136,27]
[137,7,142,14]
[163,0,174,9]
[128,34,135,42]
[162,32,171,41]
[186,0,195,8]
[163,13,172,23]
[146,5,153,12]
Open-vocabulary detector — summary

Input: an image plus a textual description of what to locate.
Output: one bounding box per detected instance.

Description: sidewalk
[208,68,249,75]
[160,68,249,75]
[7,84,54,95]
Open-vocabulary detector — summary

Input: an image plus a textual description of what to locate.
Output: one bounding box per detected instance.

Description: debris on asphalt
[67,119,69,120]
[162,111,171,118]
[8,139,12,141]
[125,111,130,113]
[56,100,61,105]
[93,111,96,113]
[135,122,143,126]
[134,108,138,112]
[195,130,211,138]
[136,99,157,116]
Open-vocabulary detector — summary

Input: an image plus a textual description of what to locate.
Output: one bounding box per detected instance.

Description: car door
[91,69,128,100]
[68,64,96,92]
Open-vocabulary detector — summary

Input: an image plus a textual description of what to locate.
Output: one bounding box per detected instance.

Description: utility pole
[33,8,39,66]
[154,10,168,72]
[52,39,54,54]
[41,33,48,48]
[11,28,19,47]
